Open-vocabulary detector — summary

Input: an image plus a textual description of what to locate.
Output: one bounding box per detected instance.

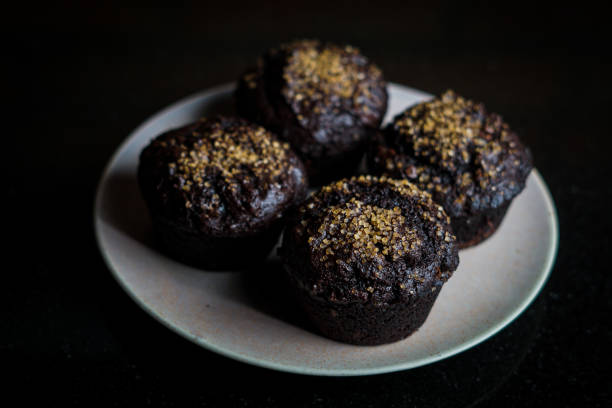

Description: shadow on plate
[235,256,316,333]
[98,170,156,251]
[99,167,313,329]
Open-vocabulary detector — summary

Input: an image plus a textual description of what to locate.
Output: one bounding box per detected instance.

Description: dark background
[4,1,611,406]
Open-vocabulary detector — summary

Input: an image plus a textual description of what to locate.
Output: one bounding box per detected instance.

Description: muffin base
[292,285,442,345]
[453,202,511,249]
[151,214,282,270]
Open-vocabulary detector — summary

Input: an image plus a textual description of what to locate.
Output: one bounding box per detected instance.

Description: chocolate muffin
[280,175,459,345]
[368,90,532,248]
[138,116,308,269]
[236,39,388,185]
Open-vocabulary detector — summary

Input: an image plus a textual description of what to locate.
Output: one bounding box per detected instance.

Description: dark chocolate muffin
[368,90,532,248]
[236,39,388,185]
[138,116,308,269]
[280,175,459,345]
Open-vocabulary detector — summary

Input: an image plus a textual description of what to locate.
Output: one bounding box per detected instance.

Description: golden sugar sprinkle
[394,90,522,193]
[311,175,451,225]
[281,40,382,109]
[161,119,292,207]
[310,197,421,264]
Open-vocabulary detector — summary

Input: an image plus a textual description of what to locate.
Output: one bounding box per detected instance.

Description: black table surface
[5,2,611,406]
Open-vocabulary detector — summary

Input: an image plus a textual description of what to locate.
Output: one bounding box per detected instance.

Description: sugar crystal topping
[318,175,433,201]
[394,90,484,171]
[386,90,526,200]
[300,175,454,265]
[281,40,383,112]
[158,118,293,211]
[310,198,420,264]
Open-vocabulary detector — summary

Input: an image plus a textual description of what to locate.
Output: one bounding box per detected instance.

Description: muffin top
[370,90,532,217]
[138,116,307,236]
[278,40,387,131]
[281,175,459,305]
[239,39,387,155]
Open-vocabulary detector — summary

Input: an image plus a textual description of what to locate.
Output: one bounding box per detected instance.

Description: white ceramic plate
[94,83,558,376]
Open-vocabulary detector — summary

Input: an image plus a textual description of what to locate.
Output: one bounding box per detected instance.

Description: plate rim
[93,82,559,376]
